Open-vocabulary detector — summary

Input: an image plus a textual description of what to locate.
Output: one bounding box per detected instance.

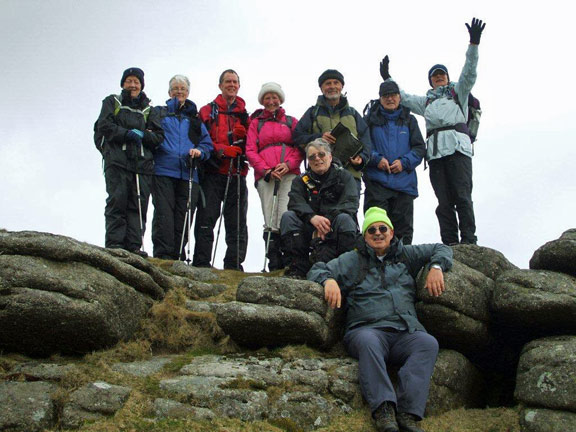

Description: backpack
[93,95,151,153]
[251,108,295,151]
[426,88,482,143]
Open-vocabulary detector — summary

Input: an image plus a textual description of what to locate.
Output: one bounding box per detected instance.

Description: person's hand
[324,278,342,309]
[390,159,403,173]
[222,145,243,158]
[272,162,289,179]
[466,17,486,45]
[233,124,247,139]
[126,129,143,144]
[425,267,445,297]
[378,157,391,173]
[380,55,390,80]
[349,155,363,166]
[322,132,336,144]
[310,215,331,240]
[189,148,201,158]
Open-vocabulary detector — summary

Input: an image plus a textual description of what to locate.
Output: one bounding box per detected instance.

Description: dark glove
[125,129,143,144]
[380,55,390,80]
[466,17,486,45]
[233,124,247,139]
[222,145,243,158]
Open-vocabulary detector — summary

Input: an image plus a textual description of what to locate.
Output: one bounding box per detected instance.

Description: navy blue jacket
[364,104,425,197]
[154,98,213,183]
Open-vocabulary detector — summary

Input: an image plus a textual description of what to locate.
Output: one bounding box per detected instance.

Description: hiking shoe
[283,267,306,279]
[397,412,424,432]
[130,249,149,258]
[373,402,399,432]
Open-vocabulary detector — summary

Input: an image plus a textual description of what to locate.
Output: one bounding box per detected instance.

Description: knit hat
[428,64,449,87]
[379,81,400,97]
[121,67,145,90]
[362,207,394,235]
[258,82,285,105]
[318,69,345,87]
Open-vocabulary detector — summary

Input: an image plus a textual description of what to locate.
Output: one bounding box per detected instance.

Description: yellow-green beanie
[362,207,394,235]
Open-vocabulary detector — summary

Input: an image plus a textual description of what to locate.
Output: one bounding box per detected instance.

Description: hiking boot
[397,412,424,432]
[283,266,306,279]
[373,402,399,432]
[130,249,148,258]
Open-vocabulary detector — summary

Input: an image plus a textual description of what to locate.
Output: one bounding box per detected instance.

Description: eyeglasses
[367,225,389,235]
[308,152,327,161]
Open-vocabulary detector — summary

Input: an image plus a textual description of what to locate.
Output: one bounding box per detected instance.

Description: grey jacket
[398,44,478,161]
[307,238,453,333]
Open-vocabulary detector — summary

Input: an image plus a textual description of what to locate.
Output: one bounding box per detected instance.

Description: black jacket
[96,90,164,174]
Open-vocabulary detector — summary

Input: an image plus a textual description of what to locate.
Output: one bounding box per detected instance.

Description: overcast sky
[1,0,574,272]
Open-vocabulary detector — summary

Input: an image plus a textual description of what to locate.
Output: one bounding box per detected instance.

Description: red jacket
[199,94,250,176]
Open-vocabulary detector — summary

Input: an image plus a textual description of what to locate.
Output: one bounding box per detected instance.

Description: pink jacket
[246,107,303,182]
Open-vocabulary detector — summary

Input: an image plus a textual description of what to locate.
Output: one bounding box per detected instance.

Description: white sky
[1,0,575,272]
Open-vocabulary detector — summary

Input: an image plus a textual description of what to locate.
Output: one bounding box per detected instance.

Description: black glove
[466,17,486,45]
[380,55,390,80]
[125,129,143,144]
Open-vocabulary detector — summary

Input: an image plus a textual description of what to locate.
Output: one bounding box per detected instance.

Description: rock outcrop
[530,229,576,277]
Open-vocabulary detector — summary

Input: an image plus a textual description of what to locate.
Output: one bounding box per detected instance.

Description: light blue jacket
[398,44,478,161]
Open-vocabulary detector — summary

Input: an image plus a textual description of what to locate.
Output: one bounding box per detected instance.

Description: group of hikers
[94,18,485,432]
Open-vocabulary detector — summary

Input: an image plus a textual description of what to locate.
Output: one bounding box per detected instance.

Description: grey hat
[318,69,345,87]
[379,81,400,97]
[258,82,285,105]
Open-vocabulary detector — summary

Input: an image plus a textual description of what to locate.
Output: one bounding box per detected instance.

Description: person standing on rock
[192,69,250,271]
[95,67,164,257]
[308,206,453,432]
[246,82,303,272]
[379,18,486,246]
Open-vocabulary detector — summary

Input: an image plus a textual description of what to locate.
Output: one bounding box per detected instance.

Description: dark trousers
[192,171,248,269]
[152,175,199,259]
[363,178,416,245]
[344,327,439,419]
[429,152,477,245]
[104,165,151,251]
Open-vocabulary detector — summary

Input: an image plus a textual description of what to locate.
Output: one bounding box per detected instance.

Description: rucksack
[426,88,481,143]
[251,108,295,151]
[93,95,151,153]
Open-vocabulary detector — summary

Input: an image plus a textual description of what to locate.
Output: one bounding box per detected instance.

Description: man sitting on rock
[280,138,359,278]
[307,207,453,432]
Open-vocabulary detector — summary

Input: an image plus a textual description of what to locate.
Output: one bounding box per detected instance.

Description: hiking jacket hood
[154,98,213,183]
[246,107,303,182]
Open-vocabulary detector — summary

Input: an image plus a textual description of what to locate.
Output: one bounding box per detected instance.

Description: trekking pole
[211,158,234,268]
[261,144,285,272]
[135,143,146,254]
[179,156,196,264]
[236,154,241,270]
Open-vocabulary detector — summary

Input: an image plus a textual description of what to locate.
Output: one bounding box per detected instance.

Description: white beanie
[258,82,285,105]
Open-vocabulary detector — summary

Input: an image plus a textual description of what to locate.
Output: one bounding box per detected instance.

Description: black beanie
[379,81,400,96]
[318,69,345,87]
[121,67,145,90]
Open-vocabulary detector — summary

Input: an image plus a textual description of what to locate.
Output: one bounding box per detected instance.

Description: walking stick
[236,154,241,270]
[211,158,234,268]
[135,143,146,254]
[179,155,196,265]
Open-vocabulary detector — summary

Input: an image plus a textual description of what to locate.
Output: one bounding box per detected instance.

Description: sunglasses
[308,152,327,161]
[367,225,389,235]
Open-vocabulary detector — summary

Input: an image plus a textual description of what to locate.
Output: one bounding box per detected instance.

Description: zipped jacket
[154,98,213,183]
[364,104,425,196]
[96,90,164,174]
[308,238,453,333]
[246,107,303,182]
[398,44,478,161]
[287,162,359,224]
[198,94,250,177]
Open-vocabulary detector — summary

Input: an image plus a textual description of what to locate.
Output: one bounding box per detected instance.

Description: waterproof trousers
[152,175,199,259]
[429,151,477,245]
[104,165,151,251]
[363,177,416,245]
[192,171,248,270]
[344,327,438,419]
